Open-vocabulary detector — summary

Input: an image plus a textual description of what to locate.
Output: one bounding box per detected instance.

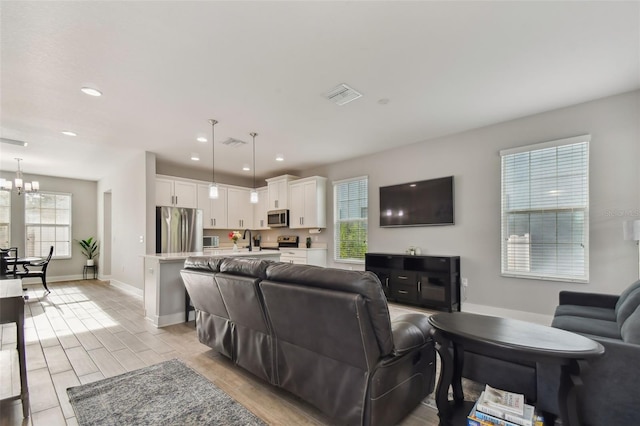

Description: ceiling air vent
[324,83,363,106]
[221,137,248,147]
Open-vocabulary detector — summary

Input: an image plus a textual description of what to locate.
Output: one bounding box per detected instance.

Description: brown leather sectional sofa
[180,257,436,426]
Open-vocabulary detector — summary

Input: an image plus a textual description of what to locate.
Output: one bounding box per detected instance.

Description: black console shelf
[365,253,461,312]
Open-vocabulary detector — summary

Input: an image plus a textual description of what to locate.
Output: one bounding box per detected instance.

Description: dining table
[4,256,43,278]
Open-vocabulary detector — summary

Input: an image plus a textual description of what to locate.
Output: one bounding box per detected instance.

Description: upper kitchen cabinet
[253,187,269,230]
[156,176,197,208]
[197,184,228,229]
[227,187,254,230]
[266,175,299,210]
[289,176,327,229]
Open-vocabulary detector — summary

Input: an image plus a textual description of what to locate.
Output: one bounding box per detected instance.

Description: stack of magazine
[467,385,544,426]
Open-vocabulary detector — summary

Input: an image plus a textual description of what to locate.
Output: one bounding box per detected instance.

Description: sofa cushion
[616,287,640,328]
[553,304,616,321]
[266,262,394,355]
[620,305,640,344]
[615,279,640,313]
[184,256,224,272]
[551,315,621,339]
[220,257,271,279]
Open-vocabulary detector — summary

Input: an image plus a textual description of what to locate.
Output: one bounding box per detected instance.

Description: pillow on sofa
[615,279,640,313]
[616,287,640,328]
[621,305,640,344]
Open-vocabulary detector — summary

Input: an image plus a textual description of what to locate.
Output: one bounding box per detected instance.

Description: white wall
[308,90,640,317]
[97,152,153,294]
[1,171,97,280]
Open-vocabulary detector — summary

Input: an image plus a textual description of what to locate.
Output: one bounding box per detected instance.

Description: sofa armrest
[391,313,432,356]
[537,335,640,425]
[558,291,618,308]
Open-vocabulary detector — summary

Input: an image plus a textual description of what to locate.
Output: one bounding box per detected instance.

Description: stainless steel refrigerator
[156,206,203,253]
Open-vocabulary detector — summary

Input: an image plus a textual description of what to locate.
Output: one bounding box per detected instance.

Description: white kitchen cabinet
[227,187,254,229]
[253,187,269,230]
[197,184,228,229]
[266,175,299,210]
[289,176,327,229]
[279,248,327,266]
[156,177,197,208]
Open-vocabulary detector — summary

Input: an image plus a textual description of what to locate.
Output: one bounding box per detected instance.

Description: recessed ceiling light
[242,165,251,171]
[196,136,207,143]
[81,87,102,97]
[377,98,390,105]
[61,131,77,136]
[190,153,200,161]
[275,154,284,162]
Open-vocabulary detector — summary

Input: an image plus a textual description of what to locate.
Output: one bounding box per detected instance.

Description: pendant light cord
[250,132,257,189]
[209,119,217,182]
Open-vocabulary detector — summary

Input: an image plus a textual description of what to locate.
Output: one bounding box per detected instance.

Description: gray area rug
[67,359,266,426]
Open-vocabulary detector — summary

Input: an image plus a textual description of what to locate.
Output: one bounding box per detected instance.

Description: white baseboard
[109,279,143,299]
[462,302,553,326]
[21,274,84,285]
[145,311,188,328]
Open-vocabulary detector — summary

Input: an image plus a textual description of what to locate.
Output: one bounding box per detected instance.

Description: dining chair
[16,246,54,294]
[0,247,19,278]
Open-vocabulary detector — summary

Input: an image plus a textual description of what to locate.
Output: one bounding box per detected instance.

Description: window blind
[500,135,590,282]
[25,192,72,258]
[334,176,368,262]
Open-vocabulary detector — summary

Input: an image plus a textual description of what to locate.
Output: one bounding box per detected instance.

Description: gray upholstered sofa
[462,280,640,426]
[180,257,436,426]
[536,279,640,426]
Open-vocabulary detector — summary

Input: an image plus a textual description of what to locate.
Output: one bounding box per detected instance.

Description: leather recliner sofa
[180,257,436,426]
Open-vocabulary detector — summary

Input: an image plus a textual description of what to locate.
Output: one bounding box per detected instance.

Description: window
[334,176,368,263]
[25,192,72,258]
[0,191,10,248]
[501,135,589,282]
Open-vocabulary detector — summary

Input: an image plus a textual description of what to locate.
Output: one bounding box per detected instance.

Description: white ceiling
[1,1,639,182]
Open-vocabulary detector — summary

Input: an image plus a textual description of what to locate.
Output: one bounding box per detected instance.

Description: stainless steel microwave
[203,235,219,248]
[267,209,289,228]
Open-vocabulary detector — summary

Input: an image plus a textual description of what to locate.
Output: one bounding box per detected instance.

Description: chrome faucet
[243,229,252,252]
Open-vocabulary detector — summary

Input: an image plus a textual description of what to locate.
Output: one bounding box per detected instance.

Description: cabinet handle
[385,278,389,288]
[417,281,421,293]
[175,196,178,205]
[398,290,408,294]
[397,276,408,280]
[213,218,216,226]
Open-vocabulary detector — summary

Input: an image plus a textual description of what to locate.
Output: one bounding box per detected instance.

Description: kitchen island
[143,250,281,327]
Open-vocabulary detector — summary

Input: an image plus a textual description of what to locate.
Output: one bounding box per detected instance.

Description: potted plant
[77,237,99,266]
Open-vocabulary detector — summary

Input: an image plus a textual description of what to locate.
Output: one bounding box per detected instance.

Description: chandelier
[1,158,39,195]
[208,119,219,199]
[249,132,258,204]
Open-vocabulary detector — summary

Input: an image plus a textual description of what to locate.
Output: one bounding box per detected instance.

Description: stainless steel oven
[267,209,289,228]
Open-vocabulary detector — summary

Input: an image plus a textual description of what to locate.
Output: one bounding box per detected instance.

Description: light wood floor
[0,279,440,426]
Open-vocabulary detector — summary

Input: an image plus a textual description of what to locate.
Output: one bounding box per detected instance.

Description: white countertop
[143,250,281,261]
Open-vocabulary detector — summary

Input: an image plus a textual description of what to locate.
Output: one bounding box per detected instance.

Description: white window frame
[333,176,368,264]
[500,135,590,283]
[24,191,73,259]
[0,190,10,248]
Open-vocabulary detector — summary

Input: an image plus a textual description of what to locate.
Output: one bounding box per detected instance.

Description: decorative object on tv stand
[249,132,258,204]
[1,158,39,195]
[228,231,241,252]
[208,119,219,199]
[77,237,99,266]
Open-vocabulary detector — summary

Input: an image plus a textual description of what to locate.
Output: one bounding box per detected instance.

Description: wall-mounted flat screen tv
[379,176,454,227]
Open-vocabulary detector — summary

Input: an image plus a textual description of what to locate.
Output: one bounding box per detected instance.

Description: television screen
[379,176,454,227]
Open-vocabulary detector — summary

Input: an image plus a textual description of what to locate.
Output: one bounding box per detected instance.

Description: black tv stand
[365,253,461,312]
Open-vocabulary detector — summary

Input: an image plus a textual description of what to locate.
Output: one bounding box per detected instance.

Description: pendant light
[208,119,219,199]
[0,158,39,195]
[249,132,258,204]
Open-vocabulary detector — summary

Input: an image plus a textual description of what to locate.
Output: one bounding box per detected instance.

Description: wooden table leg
[16,303,29,417]
[557,359,586,426]
[432,329,454,425]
